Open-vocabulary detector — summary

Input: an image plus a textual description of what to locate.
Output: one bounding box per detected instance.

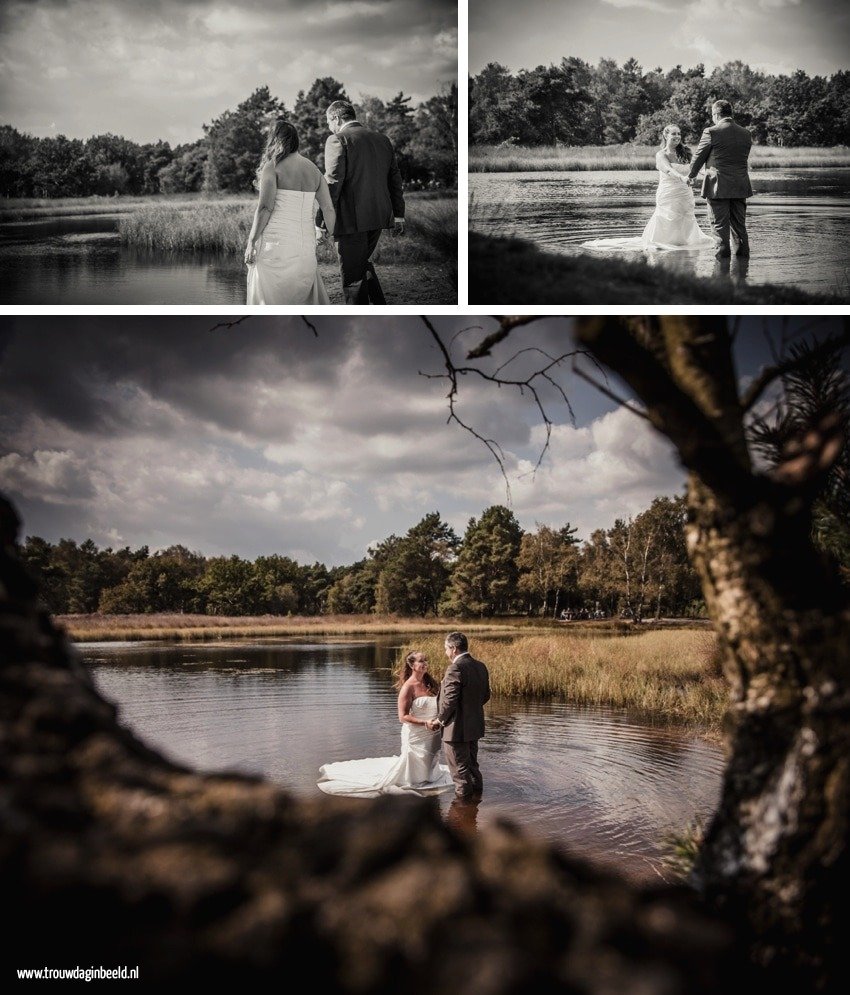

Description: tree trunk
[686,474,850,986]
[576,318,850,988]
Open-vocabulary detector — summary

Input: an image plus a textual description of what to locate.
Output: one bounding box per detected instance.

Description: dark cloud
[0,0,457,143]
[1,317,843,563]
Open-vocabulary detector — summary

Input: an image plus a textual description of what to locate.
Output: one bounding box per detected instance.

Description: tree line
[1,78,457,199]
[21,496,710,621]
[470,58,850,147]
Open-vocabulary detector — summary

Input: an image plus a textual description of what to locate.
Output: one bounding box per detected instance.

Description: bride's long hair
[661,124,692,164]
[256,117,299,183]
[394,651,439,694]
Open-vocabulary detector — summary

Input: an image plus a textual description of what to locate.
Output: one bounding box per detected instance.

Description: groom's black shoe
[735,246,750,257]
[715,247,731,259]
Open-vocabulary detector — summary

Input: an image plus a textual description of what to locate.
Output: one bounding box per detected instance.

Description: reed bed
[469,143,850,173]
[116,193,456,262]
[59,612,529,643]
[400,630,726,728]
[0,193,232,223]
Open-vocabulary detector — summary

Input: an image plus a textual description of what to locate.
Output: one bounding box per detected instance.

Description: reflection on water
[84,638,725,881]
[0,214,246,304]
[470,167,850,297]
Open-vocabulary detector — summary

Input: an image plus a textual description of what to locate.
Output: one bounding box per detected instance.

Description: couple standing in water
[584,98,753,260]
[318,632,491,810]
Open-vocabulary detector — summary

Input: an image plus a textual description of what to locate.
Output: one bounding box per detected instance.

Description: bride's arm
[655,150,688,184]
[244,163,277,265]
[315,175,336,236]
[397,684,429,726]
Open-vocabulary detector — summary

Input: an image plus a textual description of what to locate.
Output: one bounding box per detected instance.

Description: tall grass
[469,143,850,173]
[0,193,240,223]
[117,193,456,263]
[60,612,530,643]
[400,630,726,728]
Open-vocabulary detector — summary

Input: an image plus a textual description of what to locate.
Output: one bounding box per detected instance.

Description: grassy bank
[469,232,845,304]
[59,612,531,643]
[403,630,726,729]
[470,143,850,173]
[115,192,456,265]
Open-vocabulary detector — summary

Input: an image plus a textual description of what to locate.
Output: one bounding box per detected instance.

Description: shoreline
[469,144,850,173]
[469,232,845,305]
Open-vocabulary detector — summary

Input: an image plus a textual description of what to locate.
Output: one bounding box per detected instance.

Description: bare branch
[421,317,592,487]
[466,316,539,358]
[210,317,252,331]
[209,317,319,336]
[421,317,513,499]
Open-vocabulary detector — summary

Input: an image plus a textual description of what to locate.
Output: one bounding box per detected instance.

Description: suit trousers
[443,740,483,799]
[336,229,386,304]
[706,198,749,253]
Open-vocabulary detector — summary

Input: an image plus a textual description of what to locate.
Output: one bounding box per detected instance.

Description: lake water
[469,168,850,297]
[0,214,246,304]
[82,637,725,882]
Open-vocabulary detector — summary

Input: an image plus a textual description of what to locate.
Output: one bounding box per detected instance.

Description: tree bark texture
[576,318,850,990]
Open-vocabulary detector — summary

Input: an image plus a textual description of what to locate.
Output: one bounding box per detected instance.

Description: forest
[0,78,458,199]
[24,496,702,621]
[469,58,850,147]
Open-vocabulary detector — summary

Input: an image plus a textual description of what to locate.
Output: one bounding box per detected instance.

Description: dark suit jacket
[437,652,491,744]
[688,117,753,199]
[320,122,405,236]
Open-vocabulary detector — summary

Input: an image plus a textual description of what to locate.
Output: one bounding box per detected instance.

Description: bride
[317,651,453,798]
[245,118,336,304]
[583,124,715,251]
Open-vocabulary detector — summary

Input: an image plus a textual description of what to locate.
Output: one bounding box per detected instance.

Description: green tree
[440,506,522,617]
[374,512,459,615]
[291,77,350,169]
[517,523,580,617]
[199,555,262,615]
[204,86,285,193]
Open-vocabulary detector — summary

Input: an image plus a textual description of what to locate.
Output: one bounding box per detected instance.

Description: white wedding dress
[317,695,454,798]
[583,156,715,252]
[246,189,330,304]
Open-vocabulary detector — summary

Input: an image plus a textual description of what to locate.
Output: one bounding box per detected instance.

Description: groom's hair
[712,99,733,118]
[327,100,356,123]
[445,632,468,654]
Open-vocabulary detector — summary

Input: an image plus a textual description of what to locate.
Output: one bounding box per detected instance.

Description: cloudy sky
[0,0,457,143]
[470,0,848,77]
[0,316,843,566]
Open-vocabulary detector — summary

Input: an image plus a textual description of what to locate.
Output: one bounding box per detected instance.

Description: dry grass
[400,630,726,728]
[469,143,850,173]
[59,612,530,643]
[116,192,456,262]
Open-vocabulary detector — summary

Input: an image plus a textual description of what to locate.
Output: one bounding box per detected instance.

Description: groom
[688,99,753,258]
[428,631,491,800]
[317,99,406,304]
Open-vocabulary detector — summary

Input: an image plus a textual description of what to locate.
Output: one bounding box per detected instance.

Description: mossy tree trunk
[575,318,850,987]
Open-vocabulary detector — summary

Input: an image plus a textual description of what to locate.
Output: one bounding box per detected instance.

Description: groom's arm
[436,663,461,726]
[688,129,712,180]
[324,134,346,209]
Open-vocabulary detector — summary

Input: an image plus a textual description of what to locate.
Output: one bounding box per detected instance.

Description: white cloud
[0,449,93,503]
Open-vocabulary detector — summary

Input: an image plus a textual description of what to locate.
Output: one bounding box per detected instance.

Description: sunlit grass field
[401,630,725,728]
[469,143,850,173]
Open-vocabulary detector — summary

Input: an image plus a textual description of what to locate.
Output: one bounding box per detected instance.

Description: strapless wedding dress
[246,189,330,304]
[583,162,715,251]
[317,695,453,798]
